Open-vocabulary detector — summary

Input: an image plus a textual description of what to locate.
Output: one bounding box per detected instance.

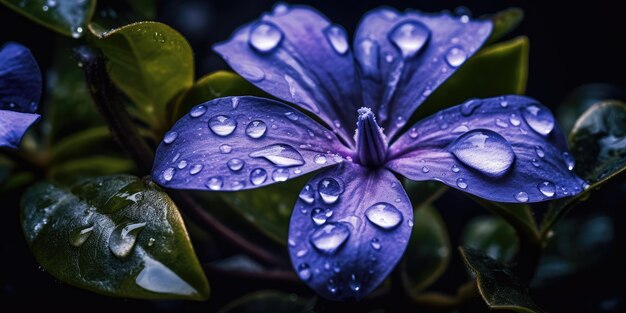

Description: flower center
[355,108,388,167]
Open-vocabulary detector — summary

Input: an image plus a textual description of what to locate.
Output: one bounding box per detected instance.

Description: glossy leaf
[462,215,518,262]
[485,8,524,44]
[172,70,265,122]
[541,101,626,234]
[556,84,625,135]
[401,205,450,295]
[218,290,312,313]
[20,175,209,300]
[414,36,528,121]
[90,22,194,130]
[459,247,545,313]
[0,0,95,37]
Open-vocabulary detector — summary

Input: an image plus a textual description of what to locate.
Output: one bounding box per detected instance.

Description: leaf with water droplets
[485,8,524,45]
[459,247,545,313]
[20,175,209,300]
[0,0,95,37]
[89,21,194,130]
[217,290,312,313]
[462,215,518,262]
[288,163,413,300]
[401,205,451,295]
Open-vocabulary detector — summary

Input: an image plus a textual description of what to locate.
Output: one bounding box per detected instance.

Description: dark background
[1,1,625,312]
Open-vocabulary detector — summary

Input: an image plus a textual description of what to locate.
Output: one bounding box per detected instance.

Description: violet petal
[0,42,41,113]
[0,110,40,148]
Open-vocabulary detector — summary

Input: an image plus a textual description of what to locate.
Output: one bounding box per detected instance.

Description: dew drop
[206,176,223,190]
[456,178,468,189]
[71,26,83,39]
[449,129,515,178]
[177,160,188,169]
[365,202,403,229]
[249,144,305,167]
[314,154,328,164]
[535,146,545,158]
[327,279,338,294]
[69,226,94,247]
[460,99,481,116]
[509,113,521,126]
[563,152,575,171]
[227,158,244,171]
[135,256,197,296]
[296,248,308,257]
[500,100,509,108]
[284,111,299,121]
[189,105,206,118]
[245,120,267,138]
[162,167,175,182]
[409,127,419,139]
[422,166,430,173]
[452,164,460,173]
[538,181,556,197]
[515,191,529,203]
[299,184,315,204]
[495,118,509,128]
[452,125,469,134]
[230,181,246,190]
[189,164,203,175]
[311,208,333,225]
[370,238,381,250]
[355,38,380,80]
[163,131,178,144]
[349,274,361,292]
[388,20,430,58]
[208,115,237,136]
[445,46,467,67]
[272,168,289,182]
[109,222,146,258]
[231,96,240,108]
[249,22,283,53]
[324,25,349,55]
[297,263,312,280]
[309,222,350,254]
[531,158,541,167]
[250,168,268,185]
[219,144,233,154]
[522,104,555,136]
[318,178,343,204]
[239,65,265,82]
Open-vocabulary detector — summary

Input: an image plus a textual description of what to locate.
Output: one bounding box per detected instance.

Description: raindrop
[299,184,315,204]
[563,152,575,171]
[249,144,305,167]
[250,168,268,185]
[189,105,206,118]
[177,160,188,169]
[327,279,338,294]
[445,46,467,67]
[245,120,267,138]
[239,65,265,82]
[163,131,178,144]
[219,144,232,154]
[522,104,555,136]
[318,178,343,204]
[297,263,312,280]
[538,181,556,197]
[324,25,349,55]
[231,181,246,190]
[71,27,83,39]
[349,274,361,292]
[285,111,299,121]
[355,38,380,80]
[452,164,460,173]
[189,164,203,175]
[227,158,244,171]
[231,96,240,108]
[109,222,146,258]
[209,115,237,136]
[272,3,289,15]
[296,248,308,257]
[314,154,328,164]
[311,208,333,225]
[370,238,381,250]
[272,168,289,182]
[456,178,468,189]
[509,114,521,126]
[388,20,430,58]
[408,219,414,227]
[395,116,406,128]
[162,167,175,182]
[449,129,515,178]
[500,100,509,108]
[249,22,283,53]
[69,226,94,247]
[309,222,350,254]
[460,99,481,116]
[206,176,223,190]
[535,146,545,158]
[422,166,430,173]
[495,118,509,128]
[531,158,540,167]
[148,238,156,247]
[365,202,403,229]
[452,125,469,134]
[409,127,419,139]
[515,191,529,203]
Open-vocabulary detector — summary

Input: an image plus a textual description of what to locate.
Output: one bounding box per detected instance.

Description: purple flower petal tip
[0,111,40,148]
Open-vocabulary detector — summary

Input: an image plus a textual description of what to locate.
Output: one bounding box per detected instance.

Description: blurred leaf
[403,180,447,208]
[49,127,118,163]
[89,21,194,131]
[218,290,311,313]
[124,0,155,19]
[557,84,625,135]
[485,8,524,44]
[48,156,135,184]
[0,0,95,37]
[0,170,35,193]
[173,71,265,122]
[471,197,539,242]
[20,175,209,300]
[91,0,157,31]
[541,101,626,234]
[401,205,451,295]
[462,215,518,262]
[221,175,311,244]
[415,36,528,121]
[459,247,545,313]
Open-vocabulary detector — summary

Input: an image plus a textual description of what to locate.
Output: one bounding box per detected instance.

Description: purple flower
[0,42,41,149]
[152,4,584,300]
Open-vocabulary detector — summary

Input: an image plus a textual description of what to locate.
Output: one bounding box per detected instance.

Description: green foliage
[486,8,524,44]
[462,215,518,262]
[20,175,209,300]
[0,0,96,37]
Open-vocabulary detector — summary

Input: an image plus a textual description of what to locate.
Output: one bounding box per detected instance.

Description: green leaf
[414,36,528,121]
[48,156,135,184]
[459,247,545,313]
[471,197,539,242]
[462,215,518,262]
[89,21,194,131]
[541,101,626,235]
[20,175,209,300]
[401,205,451,295]
[556,84,625,135]
[218,290,312,313]
[485,8,524,45]
[0,0,95,37]
[173,71,265,122]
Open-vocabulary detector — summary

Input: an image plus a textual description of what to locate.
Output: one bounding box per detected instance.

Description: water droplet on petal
[449,129,515,178]
[219,144,233,154]
[522,104,555,136]
[231,96,240,108]
[206,176,223,190]
[177,160,188,169]
[452,164,460,173]
[452,125,469,134]
[515,191,529,203]
[422,166,430,173]
[445,46,467,67]
[249,22,283,53]
[456,178,468,189]
[190,105,206,118]
[531,158,541,167]
[535,146,545,158]
[272,168,289,182]
[296,248,308,257]
[538,181,556,197]
[69,226,94,247]
[230,181,246,190]
[500,100,509,108]
[355,39,380,80]
[314,154,327,164]
[209,115,237,136]
[495,118,509,128]
[189,164,203,175]
[349,274,361,292]
[250,168,268,185]
[509,113,521,126]
[365,202,403,229]
[227,158,244,171]
[163,131,177,144]
[249,144,305,167]
[71,26,83,38]
[245,120,267,138]
[284,111,299,121]
[309,222,350,254]
[370,238,381,250]
[324,25,349,55]
[311,208,333,225]
[297,263,312,280]
[327,278,338,294]
[563,152,575,171]
[109,222,146,258]
[389,20,430,58]
[299,184,315,204]
[162,167,175,182]
[409,127,419,139]
[460,99,481,116]
[239,65,265,82]
[318,178,343,204]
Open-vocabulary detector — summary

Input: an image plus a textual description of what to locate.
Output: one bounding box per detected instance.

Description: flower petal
[152,96,351,191]
[288,162,412,300]
[0,110,40,148]
[386,95,585,203]
[213,4,361,145]
[0,42,42,113]
[354,8,492,138]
